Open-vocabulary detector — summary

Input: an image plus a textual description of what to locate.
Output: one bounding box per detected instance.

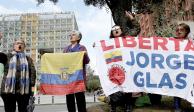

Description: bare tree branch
[105,0,112,9]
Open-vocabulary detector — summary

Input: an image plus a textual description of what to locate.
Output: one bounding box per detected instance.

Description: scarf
[4,52,30,94]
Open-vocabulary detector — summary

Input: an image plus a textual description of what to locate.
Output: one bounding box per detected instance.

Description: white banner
[94,36,194,104]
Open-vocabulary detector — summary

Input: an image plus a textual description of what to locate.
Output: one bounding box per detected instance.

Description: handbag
[27,96,35,112]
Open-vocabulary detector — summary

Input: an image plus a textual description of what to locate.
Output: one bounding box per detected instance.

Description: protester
[108,11,140,112]
[0,32,2,49]
[0,34,7,93]
[147,93,161,105]
[110,11,140,38]
[173,23,191,112]
[63,30,90,112]
[0,52,7,72]
[0,52,7,92]
[1,39,36,112]
[109,24,133,112]
[175,23,190,39]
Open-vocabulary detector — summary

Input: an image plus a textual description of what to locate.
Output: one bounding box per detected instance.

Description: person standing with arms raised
[108,11,140,112]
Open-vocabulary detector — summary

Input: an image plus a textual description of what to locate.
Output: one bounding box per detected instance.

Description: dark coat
[0,52,7,66]
[1,53,36,95]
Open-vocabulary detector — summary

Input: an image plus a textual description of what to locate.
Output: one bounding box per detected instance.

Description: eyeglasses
[111,26,121,31]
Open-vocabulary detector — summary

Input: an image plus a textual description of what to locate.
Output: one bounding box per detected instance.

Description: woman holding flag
[63,30,90,112]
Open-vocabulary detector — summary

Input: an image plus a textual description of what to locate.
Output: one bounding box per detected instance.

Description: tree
[84,0,194,37]
[35,0,165,36]
[37,0,194,37]
[37,0,58,5]
[37,0,142,36]
[84,0,142,36]
[86,66,101,92]
[83,0,165,36]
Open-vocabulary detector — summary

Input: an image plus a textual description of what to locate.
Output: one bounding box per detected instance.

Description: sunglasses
[111,26,121,31]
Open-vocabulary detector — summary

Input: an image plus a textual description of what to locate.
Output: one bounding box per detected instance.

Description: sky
[0,0,114,69]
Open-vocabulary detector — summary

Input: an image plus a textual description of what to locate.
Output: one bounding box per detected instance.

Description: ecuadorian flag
[40,52,85,95]
[104,50,122,64]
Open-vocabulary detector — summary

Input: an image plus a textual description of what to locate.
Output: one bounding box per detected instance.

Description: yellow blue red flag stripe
[104,50,122,64]
[40,52,85,95]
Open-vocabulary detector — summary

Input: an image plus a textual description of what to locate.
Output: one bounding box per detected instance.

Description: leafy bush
[86,75,101,92]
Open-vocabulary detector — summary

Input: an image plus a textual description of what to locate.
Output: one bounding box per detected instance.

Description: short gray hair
[70,30,82,43]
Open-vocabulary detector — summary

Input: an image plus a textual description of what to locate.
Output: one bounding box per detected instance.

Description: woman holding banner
[108,11,141,112]
[63,30,90,112]
[173,23,191,112]
[0,39,36,112]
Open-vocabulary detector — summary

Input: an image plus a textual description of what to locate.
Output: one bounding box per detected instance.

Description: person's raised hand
[125,11,134,20]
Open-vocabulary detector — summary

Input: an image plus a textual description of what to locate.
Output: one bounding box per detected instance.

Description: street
[0,94,100,112]
[0,103,101,112]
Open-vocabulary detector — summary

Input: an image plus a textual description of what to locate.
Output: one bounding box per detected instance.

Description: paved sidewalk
[0,94,100,112]
[0,94,99,106]
[0,102,101,112]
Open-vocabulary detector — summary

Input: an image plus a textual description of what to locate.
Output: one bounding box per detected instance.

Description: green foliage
[83,0,163,11]
[155,25,176,37]
[86,75,101,92]
[88,96,193,112]
[37,0,58,5]
[84,0,106,8]
[151,2,178,38]
[86,65,101,92]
